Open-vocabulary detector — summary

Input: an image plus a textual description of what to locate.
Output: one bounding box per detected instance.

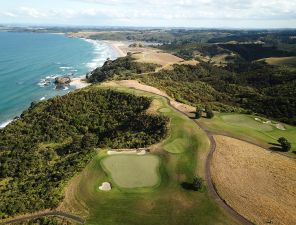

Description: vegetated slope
[0,88,168,218]
[218,43,295,61]
[88,54,296,124]
[140,62,296,125]
[87,54,159,83]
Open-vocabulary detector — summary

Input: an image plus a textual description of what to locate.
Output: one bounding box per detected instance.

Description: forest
[87,54,159,83]
[88,56,296,125]
[141,62,296,124]
[0,88,168,217]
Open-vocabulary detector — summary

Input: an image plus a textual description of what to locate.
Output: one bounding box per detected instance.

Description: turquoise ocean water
[0,32,118,127]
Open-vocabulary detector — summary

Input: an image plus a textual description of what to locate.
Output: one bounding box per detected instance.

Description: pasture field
[101,155,160,189]
[59,83,239,225]
[199,113,296,153]
[211,135,296,225]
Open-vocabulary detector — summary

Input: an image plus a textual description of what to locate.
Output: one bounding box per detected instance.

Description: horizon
[0,0,296,29]
[1,23,296,31]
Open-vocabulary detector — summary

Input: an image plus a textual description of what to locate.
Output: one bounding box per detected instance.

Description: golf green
[101,155,160,188]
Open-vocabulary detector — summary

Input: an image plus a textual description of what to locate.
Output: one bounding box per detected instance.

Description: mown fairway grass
[62,83,239,225]
[199,113,296,152]
[101,155,160,189]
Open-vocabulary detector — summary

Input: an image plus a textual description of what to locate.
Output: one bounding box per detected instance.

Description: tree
[81,133,98,149]
[206,109,214,119]
[192,176,203,191]
[278,137,291,152]
[195,109,202,119]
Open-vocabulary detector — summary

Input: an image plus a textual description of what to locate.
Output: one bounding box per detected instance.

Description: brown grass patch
[211,135,296,225]
[133,51,183,68]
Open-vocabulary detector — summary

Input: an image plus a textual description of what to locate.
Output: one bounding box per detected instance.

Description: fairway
[200,113,296,152]
[221,114,273,131]
[101,155,160,188]
[59,83,239,225]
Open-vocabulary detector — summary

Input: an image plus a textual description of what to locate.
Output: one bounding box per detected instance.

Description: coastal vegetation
[88,54,296,124]
[0,88,168,217]
[87,54,159,83]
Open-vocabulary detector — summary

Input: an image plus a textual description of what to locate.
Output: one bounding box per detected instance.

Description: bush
[195,109,202,119]
[192,176,204,191]
[278,137,291,152]
[206,109,214,119]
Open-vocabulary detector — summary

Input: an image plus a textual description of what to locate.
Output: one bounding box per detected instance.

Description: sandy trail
[116,80,195,115]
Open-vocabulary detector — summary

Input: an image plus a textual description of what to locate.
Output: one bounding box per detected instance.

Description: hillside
[0,88,168,218]
[88,55,296,125]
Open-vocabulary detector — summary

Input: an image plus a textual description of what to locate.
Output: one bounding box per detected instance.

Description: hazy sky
[1,0,296,28]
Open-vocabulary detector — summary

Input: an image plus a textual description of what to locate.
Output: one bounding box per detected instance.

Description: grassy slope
[261,56,296,66]
[62,84,239,225]
[199,113,296,153]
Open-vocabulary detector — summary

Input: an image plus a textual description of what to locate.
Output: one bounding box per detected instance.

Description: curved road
[130,87,254,225]
[0,211,85,225]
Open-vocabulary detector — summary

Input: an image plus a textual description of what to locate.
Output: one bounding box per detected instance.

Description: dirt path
[0,211,85,224]
[114,80,254,225]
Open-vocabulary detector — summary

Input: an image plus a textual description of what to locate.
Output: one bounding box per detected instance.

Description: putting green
[101,155,160,188]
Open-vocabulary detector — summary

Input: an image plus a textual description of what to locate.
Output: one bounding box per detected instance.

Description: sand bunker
[211,135,296,225]
[99,182,112,191]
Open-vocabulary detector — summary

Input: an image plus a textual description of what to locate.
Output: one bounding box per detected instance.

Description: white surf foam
[0,120,13,129]
[40,97,46,101]
[82,38,116,70]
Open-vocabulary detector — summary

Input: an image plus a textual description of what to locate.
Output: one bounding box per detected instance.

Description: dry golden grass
[260,56,296,66]
[211,135,296,225]
[133,50,183,67]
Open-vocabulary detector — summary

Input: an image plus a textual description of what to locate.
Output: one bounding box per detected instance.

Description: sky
[0,0,296,28]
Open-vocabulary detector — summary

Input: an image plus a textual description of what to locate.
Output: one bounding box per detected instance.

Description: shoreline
[68,39,128,91]
[104,40,127,57]
[1,35,125,129]
[70,75,90,89]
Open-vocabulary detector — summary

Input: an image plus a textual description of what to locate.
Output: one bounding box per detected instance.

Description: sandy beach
[69,40,128,89]
[70,75,90,89]
[105,41,127,57]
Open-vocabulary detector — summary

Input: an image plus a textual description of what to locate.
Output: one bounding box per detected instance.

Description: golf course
[199,113,296,154]
[58,83,240,225]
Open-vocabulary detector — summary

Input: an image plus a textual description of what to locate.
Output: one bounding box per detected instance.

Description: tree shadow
[269,146,284,152]
[268,142,281,147]
[181,182,195,191]
[269,142,284,152]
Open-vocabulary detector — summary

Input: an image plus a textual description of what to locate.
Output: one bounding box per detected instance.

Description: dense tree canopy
[0,88,168,217]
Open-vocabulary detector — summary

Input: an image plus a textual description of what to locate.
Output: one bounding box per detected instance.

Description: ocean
[0,32,118,127]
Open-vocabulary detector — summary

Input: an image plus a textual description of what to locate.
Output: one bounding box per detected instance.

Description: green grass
[101,155,160,189]
[65,84,239,225]
[199,113,296,152]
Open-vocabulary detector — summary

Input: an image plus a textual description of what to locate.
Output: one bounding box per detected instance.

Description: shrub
[278,137,291,152]
[206,109,214,119]
[195,109,202,119]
